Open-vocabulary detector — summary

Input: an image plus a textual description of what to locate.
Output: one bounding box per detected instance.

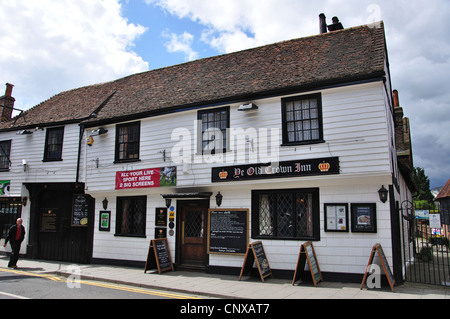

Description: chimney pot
[319,13,327,34]
[393,90,400,107]
[5,83,14,97]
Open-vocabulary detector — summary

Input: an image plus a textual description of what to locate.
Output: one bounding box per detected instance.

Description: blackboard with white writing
[72,194,90,227]
[292,242,323,287]
[144,238,174,274]
[239,241,272,282]
[208,209,249,255]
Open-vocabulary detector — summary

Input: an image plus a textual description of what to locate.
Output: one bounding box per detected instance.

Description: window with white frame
[281,94,323,145]
[198,106,229,155]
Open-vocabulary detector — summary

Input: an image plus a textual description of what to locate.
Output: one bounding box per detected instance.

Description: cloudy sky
[0,0,449,188]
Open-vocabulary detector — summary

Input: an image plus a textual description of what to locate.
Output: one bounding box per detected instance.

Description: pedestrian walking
[3,218,25,269]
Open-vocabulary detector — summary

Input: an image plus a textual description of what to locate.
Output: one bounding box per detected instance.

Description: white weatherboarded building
[0,20,414,283]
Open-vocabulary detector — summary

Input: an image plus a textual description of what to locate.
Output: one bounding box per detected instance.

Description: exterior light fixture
[90,128,108,136]
[16,130,33,135]
[238,103,258,111]
[102,197,108,210]
[378,185,388,203]
[165,198,172,208]
[215,192,223,207]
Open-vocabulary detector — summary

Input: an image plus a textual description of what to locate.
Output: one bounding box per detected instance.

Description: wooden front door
[179,200,208,268]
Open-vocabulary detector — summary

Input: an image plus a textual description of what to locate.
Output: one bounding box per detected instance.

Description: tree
[412,167,435,209]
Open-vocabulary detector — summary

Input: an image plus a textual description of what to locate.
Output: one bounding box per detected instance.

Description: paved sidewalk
[1,256,449,299]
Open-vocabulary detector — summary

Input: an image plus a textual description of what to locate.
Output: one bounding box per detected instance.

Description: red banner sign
[115,167,176,190]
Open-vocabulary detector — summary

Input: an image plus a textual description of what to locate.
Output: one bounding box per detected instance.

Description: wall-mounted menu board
[72,194,90,227]
[360,243,395,292]
[239,241,272,282]
[292,242,323,287]
[144,238,174,274]
[208,209,249,255]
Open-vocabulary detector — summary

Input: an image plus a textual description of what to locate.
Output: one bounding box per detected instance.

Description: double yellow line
[0,267,64,282]
[0,267,200,299]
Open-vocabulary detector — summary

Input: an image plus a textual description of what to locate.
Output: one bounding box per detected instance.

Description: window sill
[280,140,325,147]
[42,158,63,162]
[252,235,320,241]
[114,234,146,238]
[113,159,141,164]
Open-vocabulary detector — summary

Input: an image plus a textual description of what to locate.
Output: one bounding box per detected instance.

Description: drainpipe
[76,124,84,184]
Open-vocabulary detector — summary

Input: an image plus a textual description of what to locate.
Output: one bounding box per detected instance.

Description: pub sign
[212,157,339,183]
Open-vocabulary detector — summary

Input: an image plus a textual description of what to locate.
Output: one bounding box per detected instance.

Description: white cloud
[0,0,149,110]
[147,0,381,53]
[162,30,199,61]
[149,0,319,53]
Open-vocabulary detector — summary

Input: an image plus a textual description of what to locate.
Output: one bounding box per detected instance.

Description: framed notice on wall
[351,203,377,233]
[99,211,111,231]
[324,204,348,232]
[72,194,89,227]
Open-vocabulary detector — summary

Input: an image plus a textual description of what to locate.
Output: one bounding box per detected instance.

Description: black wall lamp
[165,198,172,208]
[378,185,389,203]
[102,197,108,210]
[215,192,223,207]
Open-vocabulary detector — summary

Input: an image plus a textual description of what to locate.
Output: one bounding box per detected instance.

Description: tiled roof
[436,179,450,200]
[0,82,117,130]
[2,22,387,130]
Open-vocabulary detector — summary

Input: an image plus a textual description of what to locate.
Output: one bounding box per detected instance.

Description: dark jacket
[5,224,25,245]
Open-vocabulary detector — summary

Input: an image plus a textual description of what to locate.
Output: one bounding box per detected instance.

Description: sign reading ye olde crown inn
[212,157,339,182]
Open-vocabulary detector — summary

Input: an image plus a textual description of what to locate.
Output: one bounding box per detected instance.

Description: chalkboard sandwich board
[360,243,395,292]
[208,209,249,255]
[292,242,323,287]
[144,238,174,274]
[239,241,272,282]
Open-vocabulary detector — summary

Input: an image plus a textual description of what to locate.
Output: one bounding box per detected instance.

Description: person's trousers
[8,241,21,267]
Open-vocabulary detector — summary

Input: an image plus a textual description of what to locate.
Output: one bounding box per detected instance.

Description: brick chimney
[393,90,414,171]
[0,83,15,122]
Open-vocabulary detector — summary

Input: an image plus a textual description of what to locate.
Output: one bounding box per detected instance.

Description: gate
[400,200,450,286]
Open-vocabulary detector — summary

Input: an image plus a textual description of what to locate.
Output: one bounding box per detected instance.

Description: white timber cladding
[2,123,81,196]
[84,82,392,191]
[87,81,397,274]
[91,178,394,273]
